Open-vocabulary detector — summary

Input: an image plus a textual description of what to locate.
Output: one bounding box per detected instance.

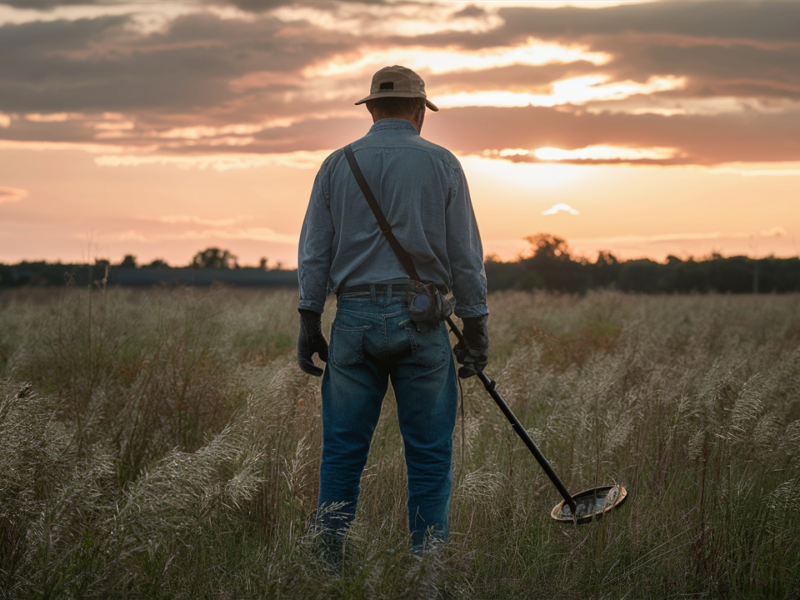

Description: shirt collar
[368,118,418,134]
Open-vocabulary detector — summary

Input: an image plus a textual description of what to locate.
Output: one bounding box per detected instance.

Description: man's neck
[372,114,424,134]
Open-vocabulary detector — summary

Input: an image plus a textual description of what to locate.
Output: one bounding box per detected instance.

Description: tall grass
[1,286,799,598]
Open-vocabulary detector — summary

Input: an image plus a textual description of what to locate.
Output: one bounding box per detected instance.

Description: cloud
[305,38,610,80]
[0,1,112,9]
[1,1,800,169]
[707,162,800,177]
[542,203,580,216]
[155,214,252,227]
[94,149,331,171]
[761,227,786,237]
[117,226,299,245]
[0,185,28,204]
[434,75,685,108]
[479,2,800,45]
[270,2,503,37]
[427,105,800,166]
[0,139,125,153]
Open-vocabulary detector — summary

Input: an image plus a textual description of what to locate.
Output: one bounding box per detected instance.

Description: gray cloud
[0,0,109,8]
[461,1,800,47]
[410,1,800,103]
[604,42,800,100]
[1,1,799,166]
[0,12,352,113]
[426,105,800,165]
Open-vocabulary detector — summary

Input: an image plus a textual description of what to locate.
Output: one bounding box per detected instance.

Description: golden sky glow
[0,0,798,266]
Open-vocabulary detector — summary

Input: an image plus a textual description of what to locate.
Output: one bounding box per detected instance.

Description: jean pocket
[403,321,447,368]
[331,323,368,368]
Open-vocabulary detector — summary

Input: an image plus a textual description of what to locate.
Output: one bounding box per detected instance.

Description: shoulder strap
[343,144,421,281]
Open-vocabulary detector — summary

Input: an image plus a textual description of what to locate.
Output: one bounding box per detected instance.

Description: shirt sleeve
[446,160,488,318]
[297,162,335,314]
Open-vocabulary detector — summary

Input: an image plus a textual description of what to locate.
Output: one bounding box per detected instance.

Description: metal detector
[446,317,628,524]
[342,145,627,523]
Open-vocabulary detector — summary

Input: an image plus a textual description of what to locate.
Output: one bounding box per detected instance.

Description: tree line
[1,238,798,293]
[0,248,287,288]
[484,234,800,294]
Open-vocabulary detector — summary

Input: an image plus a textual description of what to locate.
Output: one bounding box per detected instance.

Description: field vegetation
[1,285,799,599]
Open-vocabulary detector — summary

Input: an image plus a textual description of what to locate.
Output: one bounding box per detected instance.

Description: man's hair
[365,96,426,119]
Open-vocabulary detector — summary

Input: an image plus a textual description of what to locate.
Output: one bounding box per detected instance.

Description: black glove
[297,309,328,376]
[453,314,489,378]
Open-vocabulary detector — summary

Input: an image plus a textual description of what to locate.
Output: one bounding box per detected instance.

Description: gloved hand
[453,313,489,378]
[297,309,328,376]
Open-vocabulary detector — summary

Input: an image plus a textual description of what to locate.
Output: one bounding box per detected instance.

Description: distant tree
[524,233,572,261]
[120,254,137,268]
[591,250,621,288]
[191,247,238,269]
[142,258,170,269]
[595,251,618,267]
[259,257,269,270]
[520,233,589,292]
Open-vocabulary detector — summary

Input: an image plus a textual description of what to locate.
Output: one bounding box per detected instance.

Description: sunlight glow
[273,3,503,37]
[304,38,610,80]
[706,162,800,177]
[459,153,588,189]
[434,75,686,108]
[534,145,679,161]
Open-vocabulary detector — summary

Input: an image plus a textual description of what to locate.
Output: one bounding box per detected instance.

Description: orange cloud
[0,186,28,204]
[94,150,331,171]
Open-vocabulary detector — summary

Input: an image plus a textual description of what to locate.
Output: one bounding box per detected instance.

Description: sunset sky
[0,0,798,268]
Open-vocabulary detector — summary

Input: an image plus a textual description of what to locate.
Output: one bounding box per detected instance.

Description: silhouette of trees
[120,254,137,268]
[190,248,238,269]
[524,234,571,260]
[482,233,800,294]
[142,258,170,269]
[519,234,590,293]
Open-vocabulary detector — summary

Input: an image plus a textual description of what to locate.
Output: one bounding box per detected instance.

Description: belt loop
[386,283,392,299]
[369,284,377,303]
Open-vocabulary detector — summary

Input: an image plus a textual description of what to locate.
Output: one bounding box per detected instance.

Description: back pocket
[403,321,447,368]
[331,323,368,368]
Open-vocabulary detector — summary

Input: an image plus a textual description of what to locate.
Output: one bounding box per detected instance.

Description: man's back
[298,118,487,318]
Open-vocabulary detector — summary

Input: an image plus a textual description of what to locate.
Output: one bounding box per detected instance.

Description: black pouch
[406,280,453,333]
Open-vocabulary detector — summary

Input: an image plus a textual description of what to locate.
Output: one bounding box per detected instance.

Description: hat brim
[355,91,438,112]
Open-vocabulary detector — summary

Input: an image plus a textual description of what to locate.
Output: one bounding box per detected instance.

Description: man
[296,65,489,553]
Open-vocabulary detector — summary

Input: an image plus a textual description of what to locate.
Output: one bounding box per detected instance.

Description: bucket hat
[354,65,438,111]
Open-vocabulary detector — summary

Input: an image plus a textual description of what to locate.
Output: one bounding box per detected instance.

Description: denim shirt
[297,118,488,318]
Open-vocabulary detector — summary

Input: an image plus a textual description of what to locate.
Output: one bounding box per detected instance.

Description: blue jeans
[318,289,458,548]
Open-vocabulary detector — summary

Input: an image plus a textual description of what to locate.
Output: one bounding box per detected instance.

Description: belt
[337,283,449,297]
[338,283,409,297]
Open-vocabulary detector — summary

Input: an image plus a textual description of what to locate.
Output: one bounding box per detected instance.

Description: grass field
[1,286,799,599]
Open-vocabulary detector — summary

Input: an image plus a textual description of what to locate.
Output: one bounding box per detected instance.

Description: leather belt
[338,283,449,297]
[338,283,409,297]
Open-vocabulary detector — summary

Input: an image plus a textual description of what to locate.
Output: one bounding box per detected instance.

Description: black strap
[343,144,421,281]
